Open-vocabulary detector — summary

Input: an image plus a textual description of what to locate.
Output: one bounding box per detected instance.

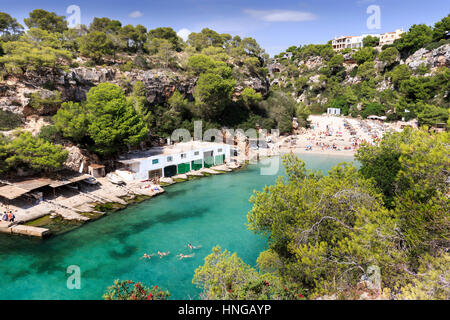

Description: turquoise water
[0,154,355,300]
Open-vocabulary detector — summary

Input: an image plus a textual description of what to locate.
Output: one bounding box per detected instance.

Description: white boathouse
[115,141,231,182]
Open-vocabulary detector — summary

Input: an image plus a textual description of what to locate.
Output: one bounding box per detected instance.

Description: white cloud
[177,28,192,41]
[129,11,143,18]
[243,9,317,22]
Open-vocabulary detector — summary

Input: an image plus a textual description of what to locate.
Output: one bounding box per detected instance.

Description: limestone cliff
[268,43,450,108]
[0,66,270,117]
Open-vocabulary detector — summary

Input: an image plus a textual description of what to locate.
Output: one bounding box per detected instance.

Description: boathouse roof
[0,173,92,200]
[0,185,29,200]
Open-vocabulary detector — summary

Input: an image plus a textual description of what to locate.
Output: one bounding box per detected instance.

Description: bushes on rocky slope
[270,14,450,122]
[1,9,305,157]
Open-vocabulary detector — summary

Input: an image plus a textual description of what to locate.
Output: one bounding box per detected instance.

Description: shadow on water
[4,268,33,281]
[29,258,67,275]
[108,244,140,259]
[162,187,190,198]
[108,205,208,242]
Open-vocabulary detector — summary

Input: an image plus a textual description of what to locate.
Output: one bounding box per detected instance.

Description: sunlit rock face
[0,62,270,117]
[405,43,450,70]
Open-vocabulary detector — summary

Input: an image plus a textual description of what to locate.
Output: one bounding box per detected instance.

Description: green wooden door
[177,162,191,174]
[191,159,203,171]
[204,156,214,168]
[214,154,225,165]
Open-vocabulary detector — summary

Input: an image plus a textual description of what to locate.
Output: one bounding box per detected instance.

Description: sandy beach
[276,115,402,157]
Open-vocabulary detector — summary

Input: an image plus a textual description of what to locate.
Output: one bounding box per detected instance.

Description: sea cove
[0,154,354,300]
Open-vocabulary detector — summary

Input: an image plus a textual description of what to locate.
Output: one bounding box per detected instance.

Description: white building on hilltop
[332,35,367,51]
[331,29,404,51]
[379,29,405,46]
[114,141,231,182]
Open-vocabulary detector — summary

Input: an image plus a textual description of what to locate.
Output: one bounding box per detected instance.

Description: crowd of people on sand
[291,117,391,153]
[1,208,16,222]
[302,121,354,152]
[140,243,201,261]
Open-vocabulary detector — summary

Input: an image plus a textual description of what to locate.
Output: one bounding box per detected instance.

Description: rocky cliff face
[0,66,270,116]
[64,145,101,173]
[269,43,450,108]
[405,44,450,70]
[0,67,196,116]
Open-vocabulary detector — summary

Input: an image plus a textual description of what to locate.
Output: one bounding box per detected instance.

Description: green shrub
[357,61,376,80]
[415,63,430,75]
[425,39,450,51]
[349,66,358,77]
[417,104,449,126]
[350,106,359,117]
[362,35,380,47]
[361,102,386,118]
[309,103,324,114]
[0,110,22,130]
[386,112,400,122]
[394,24,433,57]
[83,60,96,67]
[119,61,133,72]
[29,90,62,110]
[133,55,149,70]
[379,47,399,68]
[353,47,376,65]
[69,61,79,68]
[38,125,62,143]
[2,131,68,173]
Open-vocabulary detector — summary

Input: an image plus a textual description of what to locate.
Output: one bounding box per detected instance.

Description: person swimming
[140,253,154,260]
[177,253,195,260]
[187,243,202,250]
[157,250,170,258]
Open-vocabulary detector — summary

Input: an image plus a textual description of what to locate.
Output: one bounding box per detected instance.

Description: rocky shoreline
[8,163,243,239]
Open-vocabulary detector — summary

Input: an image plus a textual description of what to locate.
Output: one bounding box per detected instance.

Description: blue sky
[2,0,449,56]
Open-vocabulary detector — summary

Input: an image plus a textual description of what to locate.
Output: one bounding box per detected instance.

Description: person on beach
[2,212,8,221]
[177,253,194,260]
